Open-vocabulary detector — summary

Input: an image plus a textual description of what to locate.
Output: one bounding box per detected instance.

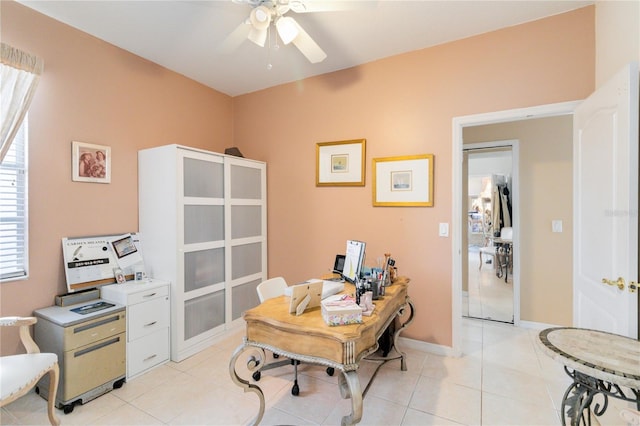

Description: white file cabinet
[101,280,170,380]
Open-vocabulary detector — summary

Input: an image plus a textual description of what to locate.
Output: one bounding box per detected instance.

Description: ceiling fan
[222,0,349,64]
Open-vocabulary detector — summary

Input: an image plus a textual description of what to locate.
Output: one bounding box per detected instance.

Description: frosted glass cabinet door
[230,164,261,199]
[183,157,224,198]
[184,205,224,244]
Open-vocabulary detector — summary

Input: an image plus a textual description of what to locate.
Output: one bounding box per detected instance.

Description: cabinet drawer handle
[74,315,120,333]
[144,321,157,327]
[143,293,157,298]
[143,354,157,362]
[74,337,120,357]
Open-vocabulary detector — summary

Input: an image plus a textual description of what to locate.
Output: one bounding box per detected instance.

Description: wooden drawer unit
[34,304,126,414]
[101,280,170,379]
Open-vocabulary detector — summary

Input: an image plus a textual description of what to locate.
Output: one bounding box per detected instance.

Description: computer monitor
[343,240,366,283]
[333,254,345,274]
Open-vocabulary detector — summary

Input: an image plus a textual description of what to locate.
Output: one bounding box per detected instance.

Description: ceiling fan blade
[289,0,376,13]
[290,19,326,63]
[218,20,251,54]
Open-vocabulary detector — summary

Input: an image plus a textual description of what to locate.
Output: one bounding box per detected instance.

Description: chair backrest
[256,277,288,303]
[500,227,513,240]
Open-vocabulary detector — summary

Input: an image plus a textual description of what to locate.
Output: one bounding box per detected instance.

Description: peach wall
[0,1,232,354]
[233,7,594,346]
[0,2,595,355]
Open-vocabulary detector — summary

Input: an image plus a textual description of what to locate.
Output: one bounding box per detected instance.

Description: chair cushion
[0,353,57,401]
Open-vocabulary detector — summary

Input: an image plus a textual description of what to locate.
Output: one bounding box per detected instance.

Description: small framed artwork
[134,265,147,282]
[316,139,366,186]
[373,154,434,206]
[113,267,126,284]
[72,141,111,183]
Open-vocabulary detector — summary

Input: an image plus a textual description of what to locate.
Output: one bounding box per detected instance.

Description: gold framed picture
[316,139,366,186]
[72,141,111,183]
[373,154,434,206]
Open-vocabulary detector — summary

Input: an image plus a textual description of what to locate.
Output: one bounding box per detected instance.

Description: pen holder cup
[371,278,383,300]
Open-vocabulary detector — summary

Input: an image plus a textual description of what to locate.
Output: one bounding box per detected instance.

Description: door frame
[463,140,519,324]
[451,100,580,356]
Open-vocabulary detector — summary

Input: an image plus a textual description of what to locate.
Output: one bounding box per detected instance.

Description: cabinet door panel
[183,157,223,198]
[230,165,261,199]
[232,278,261,320]
[184,205,224,244]
[184,248,225,292]
[184,290,224,340]
[231,242,262,279]
[231,205,261,239]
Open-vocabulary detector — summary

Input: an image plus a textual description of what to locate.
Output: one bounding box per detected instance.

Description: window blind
[0,117,28,281]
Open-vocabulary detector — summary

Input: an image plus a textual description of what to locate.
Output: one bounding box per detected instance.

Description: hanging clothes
[491,183,512,233]
[500,185,512,228]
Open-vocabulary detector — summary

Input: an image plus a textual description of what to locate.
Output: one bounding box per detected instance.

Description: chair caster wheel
[252,371,261,381]
[35,386,40,395]
[63,404,74,414]
[326,367,334,376]
[291,382,299,396]
[113,378,125,389]
[273,353,280,359]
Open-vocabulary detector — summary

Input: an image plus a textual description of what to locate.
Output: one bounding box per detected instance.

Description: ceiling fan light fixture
[276,17,299,45]
[249,5,271,30]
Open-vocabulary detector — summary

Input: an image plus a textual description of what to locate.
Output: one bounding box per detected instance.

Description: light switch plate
[439,223,449,237]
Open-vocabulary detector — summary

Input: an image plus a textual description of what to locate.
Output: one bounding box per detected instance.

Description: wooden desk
[229,277,414,425]
[538,327,640,426]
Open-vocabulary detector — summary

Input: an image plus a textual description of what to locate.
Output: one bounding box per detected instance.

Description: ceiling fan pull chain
[266,25,273,70]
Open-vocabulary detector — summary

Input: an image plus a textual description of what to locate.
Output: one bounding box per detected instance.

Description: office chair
[253,277,334,396]
[254,277,303,395]
[0,316,60,426]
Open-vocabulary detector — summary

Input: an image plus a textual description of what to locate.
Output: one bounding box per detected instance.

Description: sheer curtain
[0,43,44,163]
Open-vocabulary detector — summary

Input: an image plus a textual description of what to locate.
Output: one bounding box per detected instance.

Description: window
[0,117,28,281]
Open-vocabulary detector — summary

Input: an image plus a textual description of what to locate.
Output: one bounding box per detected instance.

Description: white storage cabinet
[100,280,170,379]
[138,145,266,361]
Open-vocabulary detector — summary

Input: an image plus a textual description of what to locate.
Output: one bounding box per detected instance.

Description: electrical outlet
[552,220,563,233]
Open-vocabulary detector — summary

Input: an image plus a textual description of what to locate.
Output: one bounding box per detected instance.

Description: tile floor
[464,246,514,323]
[2,319,635,425]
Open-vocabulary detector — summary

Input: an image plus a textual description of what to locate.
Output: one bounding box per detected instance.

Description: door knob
[601,277,625,290]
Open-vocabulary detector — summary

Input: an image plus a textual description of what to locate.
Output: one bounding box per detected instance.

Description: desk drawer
[63,312,126,351]
[128,329,169,378]
[128,296,169,341]
[63,331,125,400]
[128,285,169,305]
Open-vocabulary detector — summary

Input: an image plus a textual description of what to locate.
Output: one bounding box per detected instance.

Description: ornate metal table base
[229,299,415,426]
[561,367,640,426]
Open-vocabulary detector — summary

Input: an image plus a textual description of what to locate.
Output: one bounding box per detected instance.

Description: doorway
[451,101,579,356]
[463,145,514,324]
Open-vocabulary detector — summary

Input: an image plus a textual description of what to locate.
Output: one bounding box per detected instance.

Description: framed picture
[316,139,366,186]
[72,141,111,183]
[113,267,126,284]
[373,154,434,206]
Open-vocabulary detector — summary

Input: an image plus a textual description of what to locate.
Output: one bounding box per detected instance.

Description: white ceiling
[17,0,593,97]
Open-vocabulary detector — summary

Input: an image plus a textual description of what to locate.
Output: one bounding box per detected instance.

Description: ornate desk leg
[338,371,363,426]
[393,298,415,371]
[229,343,266,426]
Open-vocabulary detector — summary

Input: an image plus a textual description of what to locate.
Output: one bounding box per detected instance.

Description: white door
[573,63,639,339]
